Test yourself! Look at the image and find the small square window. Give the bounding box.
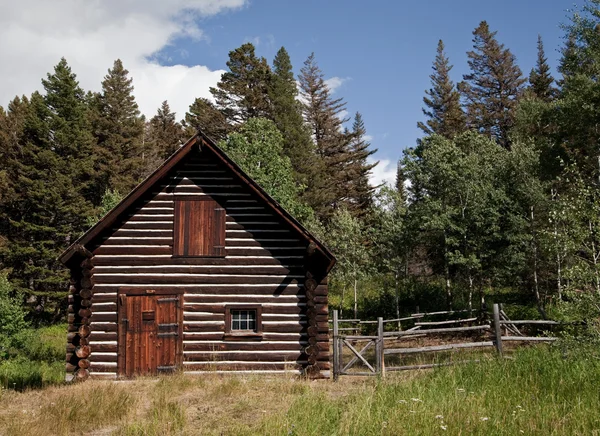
[225,305,262,338]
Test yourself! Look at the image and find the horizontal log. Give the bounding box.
[92,256,298,267]
[90,343,117,352]
[183,333,306,342]
[184,342,307,352]
[92,266,302,275]
[102,238,174,246]
[500,336,557,342]
[499,320,560,325]
[414,317,478,327]
[89,354,118,363]
[78,359,90,369]
[88,363,118,373]
[184,304,310,315]
[89,332,118,341]
[184,351,307,362]
[93,274,301,285]
[183,362,304,371]
[90,323,118,332]
[384,325,491,337]
[79,308,92,318]
[80,289,92,299]
[183,295,304,304]
[90,313,117,322]
[410,309,473,317]
[384,341,494,355]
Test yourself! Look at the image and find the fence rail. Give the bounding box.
[331,303,564,380]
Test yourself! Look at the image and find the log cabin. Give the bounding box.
[59,131,335,381]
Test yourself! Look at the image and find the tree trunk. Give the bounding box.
[590,219,600,295]
[468,274,474,313]
[353,278,358,320]
[394,271,401,331]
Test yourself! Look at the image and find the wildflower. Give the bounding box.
[435,415,444,419]
[457,388,465,392]
[480,417,489,421]
[398,399,407,404]
[440,425,447,431]
[410,410,416,413]
[411,398,423,402]
[516,405,522,409]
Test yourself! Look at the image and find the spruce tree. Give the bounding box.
[418,40,465,138]
[528,35,556,102]
[210,43,272,124]
[145,101,185,171]
[183,97,230,141]
[460,21,526,149]
[299,53,352,219]
[92,59,145,196]
[344,112,378,215]
[0,59,96,322]
[268,47,317,187]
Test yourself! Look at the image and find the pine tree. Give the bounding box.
[92,59,145,196]
[299,53,352,219]
[528,35,556,102]
[460,21,526,149]
[395,161,407,204]
[268,47,317,187]
[183,97,230,141]
[343,112,378,215]
[210,43,272,124]
[417,40,465,138]
[145,101,185,171]
[0,59,96,322]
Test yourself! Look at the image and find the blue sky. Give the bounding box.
[159,0,575,184]
[0,0,576,185]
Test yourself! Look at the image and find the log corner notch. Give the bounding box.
[303,268,330,379]
[66,246,94,382]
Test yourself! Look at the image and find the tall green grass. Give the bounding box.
[250,346,600,435]
[0,324,66,390]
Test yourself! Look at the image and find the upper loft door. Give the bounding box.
[118,290,183,377]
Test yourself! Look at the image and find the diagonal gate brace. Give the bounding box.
[342,339,376,373]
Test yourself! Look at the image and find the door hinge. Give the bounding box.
[157,332,179,337]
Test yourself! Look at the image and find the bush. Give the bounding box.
[7,324,66,363]
[0,273,27,357]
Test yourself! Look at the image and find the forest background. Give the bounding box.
[2,0,600,383]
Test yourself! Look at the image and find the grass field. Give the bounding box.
[0,345,599,435]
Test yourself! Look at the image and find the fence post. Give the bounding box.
[377,316,385,377]
[333,309,339,381]
[493,303,503,357]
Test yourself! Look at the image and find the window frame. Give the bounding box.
[224,304,263,340]
[172,195,226,258]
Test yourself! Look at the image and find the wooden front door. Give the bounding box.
[118,290,183,377]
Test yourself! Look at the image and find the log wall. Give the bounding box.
[79,149,329,379]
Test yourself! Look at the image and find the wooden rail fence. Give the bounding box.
[331,304,562,380]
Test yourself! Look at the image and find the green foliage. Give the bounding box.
[184,97,230,141]
[92,59,146,196]
[220,118,313,223]
[254,347,600,435]
[0,358,64,391]
[0,59,96,322]
[210,43,272,124]
[145,100,185,168]
[0,274,27,355]
[324,208,372,318]
[268,47,317,190]
[418,40,465,138]
[460,21,526,149]
[86,188,124,228]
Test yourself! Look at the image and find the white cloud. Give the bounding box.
[363,134,374,142]
[0,0,247,119]
[368,157,397,187]
[325,76,349,94]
